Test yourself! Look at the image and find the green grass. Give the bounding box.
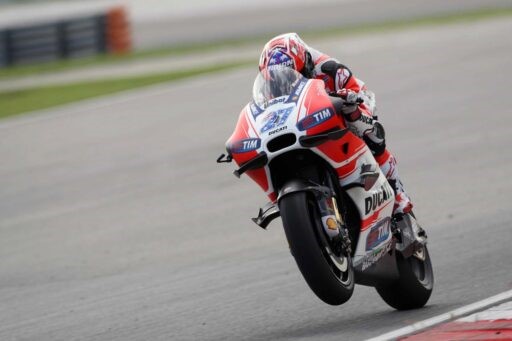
[1,6,511,80]
[0,60,252,119]
[0,54,132,79]
[0,39,261,80]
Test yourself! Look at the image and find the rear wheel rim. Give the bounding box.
[408,247,432,287]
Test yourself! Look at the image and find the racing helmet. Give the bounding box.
[258,33,314,78]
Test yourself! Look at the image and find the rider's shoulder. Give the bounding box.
[307,48,350,75]
[314,58,352,82]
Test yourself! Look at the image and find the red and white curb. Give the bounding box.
[366,289,512,341]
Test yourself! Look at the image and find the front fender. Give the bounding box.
[252,180,334,230]
[278,179,343,241]
[277,179,332,203]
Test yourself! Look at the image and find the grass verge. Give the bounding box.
[0,7,511,80]
[0,60,252,119]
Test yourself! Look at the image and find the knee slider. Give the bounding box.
[364,136,386,157]
[373,121,385,140]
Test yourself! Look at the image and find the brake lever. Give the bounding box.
[216,153,232,163]
[328,92,365,104]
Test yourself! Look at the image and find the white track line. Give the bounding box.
[365,289,512,341]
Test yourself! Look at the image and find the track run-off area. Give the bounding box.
[1,16,512,341]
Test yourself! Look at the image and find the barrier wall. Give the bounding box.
[0,6,131,67]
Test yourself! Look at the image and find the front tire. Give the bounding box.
[376,245,434,310]
[279,191,354,305]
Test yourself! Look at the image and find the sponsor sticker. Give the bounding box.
[366,218,391,251]
[260,106,294,133]
[285,79,308,104]
[292,79,307,97]
[229,138,261,153]
[267,50,295,70]
[267,125,288,136]
[296,107,333,131]
[364,185,394,215]
[267,97,286,106]
[326,217,338,230]
[250,101,264,119]
[361,241,392,271]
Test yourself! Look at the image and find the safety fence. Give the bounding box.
[0,6,131,67]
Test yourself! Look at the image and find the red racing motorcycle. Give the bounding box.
[217,67,433,309]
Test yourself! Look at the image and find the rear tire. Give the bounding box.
[376,246,434,310]
[279,191,354,305]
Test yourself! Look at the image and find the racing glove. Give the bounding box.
[335,88,364,121]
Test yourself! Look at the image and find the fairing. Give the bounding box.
[227,68,395,273]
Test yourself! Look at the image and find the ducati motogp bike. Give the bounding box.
[217,67,433,309]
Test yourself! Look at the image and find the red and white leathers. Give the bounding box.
[309,45,412,215]
[259,33,413,215]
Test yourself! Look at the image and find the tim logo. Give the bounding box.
[230,138,261,153]
[296,108,333,131]
[366,218,391,251]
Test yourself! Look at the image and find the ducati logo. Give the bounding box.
[364,185,394,215]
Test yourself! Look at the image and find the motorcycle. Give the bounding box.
[217,67,433,309]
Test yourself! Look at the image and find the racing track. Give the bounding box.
[1,17,512,341]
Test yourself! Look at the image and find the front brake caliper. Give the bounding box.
[317,195,352,255]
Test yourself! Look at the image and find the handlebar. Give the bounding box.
[328,92,365,104]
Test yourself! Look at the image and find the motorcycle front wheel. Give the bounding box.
[279,191,354,305]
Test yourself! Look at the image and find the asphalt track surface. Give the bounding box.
[1,18,512,341]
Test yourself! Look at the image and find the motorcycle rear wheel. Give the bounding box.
[375,245,434,310]
[279,191,354,305]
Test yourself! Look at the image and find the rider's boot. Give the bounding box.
[375,149,427,240]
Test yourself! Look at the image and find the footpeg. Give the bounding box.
[413,246,426,261]
[391,219,402,243]
[394,212,427,258]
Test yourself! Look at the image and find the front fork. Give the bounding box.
[252,178,352,256]
[313,189,352,256]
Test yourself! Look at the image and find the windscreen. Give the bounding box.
[252,67,305,109]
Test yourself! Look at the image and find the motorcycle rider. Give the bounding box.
[259,33,413,217]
